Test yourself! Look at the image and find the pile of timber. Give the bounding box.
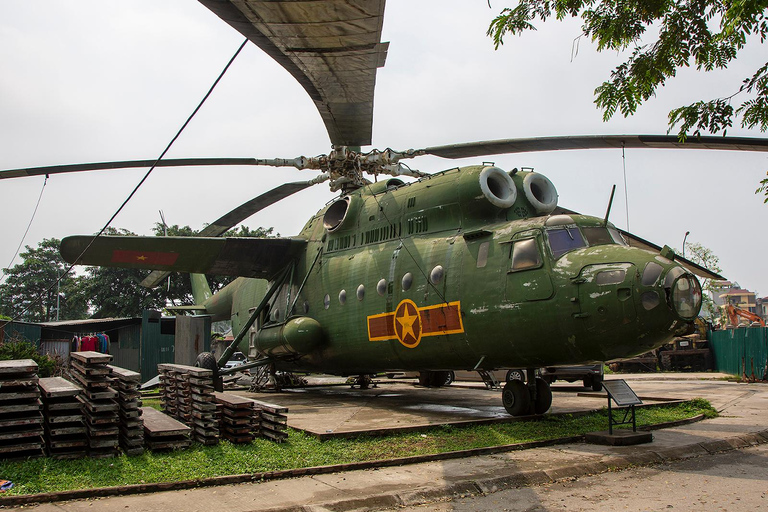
[38,377,86,459]
[70,351,119,458]
[213,392,258,444]
[252,399,289,443]
[0,360,44,459]
[108,365,144,456]
[141,406,191,450]
[157,364,218,445]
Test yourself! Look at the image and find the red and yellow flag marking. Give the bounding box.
[111,250,179,266]
[367,300,464,348]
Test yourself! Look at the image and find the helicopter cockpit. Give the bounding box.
[544,214,628,259]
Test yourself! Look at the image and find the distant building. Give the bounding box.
[758,297,768,324]
[719,288,758,314]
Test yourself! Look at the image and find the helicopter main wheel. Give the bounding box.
[195,352,222,392]
[430,370,454,387]
[501,380,531,416]
[532,377,553,415]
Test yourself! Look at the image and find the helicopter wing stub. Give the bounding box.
[61,235,307,280]
[421,135,768,159]
[617,229,725,281]
[140,181,315,288]
[198,0,388,147]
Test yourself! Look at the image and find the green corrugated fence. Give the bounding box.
[709,327,768,379]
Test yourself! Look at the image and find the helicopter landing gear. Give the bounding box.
[501,380,530,416]
[348,374,376,389]
[501,368,552,416]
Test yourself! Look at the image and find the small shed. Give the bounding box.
[6,311,210,383]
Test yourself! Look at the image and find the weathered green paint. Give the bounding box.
[709,327,768,378]
[224,166,697,374]
[59,165,701,378]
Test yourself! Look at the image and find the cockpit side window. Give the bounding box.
[582,227,614,246]
[510,238,542,271]
[547,227,586,259]
[608,227,628,246]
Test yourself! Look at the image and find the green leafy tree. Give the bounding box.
[683,241,723,321]
[0,239,88,322]
[488,1,768,138]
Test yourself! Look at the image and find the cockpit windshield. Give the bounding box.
[546,225,628,259]
[547,227,586,258]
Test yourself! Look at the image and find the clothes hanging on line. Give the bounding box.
[70,333,110,354]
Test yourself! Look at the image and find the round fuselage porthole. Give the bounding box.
[323,197,350,232]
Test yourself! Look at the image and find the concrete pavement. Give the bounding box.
[6,376,768,512]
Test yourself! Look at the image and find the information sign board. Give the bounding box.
[602,379,642,406]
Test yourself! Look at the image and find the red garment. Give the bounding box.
[80,336,97,352]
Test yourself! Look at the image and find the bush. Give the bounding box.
[0,337,57,377]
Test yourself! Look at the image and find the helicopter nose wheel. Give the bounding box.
[501,371,552,416]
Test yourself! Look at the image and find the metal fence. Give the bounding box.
[709,327,768,379]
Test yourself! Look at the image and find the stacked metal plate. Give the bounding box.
[158,364,218,445]
[0,360,44,459]
[141,406,192,450]
[251,399,289,443]
[158,366,178,417]
[70,351,119,458]
[213,392,257,444]
[108,365,144,456]
[38,377,86,459]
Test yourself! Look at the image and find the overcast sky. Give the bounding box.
[1,1,766,297]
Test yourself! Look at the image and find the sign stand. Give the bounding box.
[585,379,653,446]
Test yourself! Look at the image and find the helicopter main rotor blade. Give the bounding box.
[198,0,388,147]
[420,135,768,160]
[140,180,319,288]
[0,156,335,181]
[0,158,270,180]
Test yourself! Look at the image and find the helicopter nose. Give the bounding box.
[639,260,703,323]
[572,254,703,361]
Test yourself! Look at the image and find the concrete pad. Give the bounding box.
[584,430,653,446]
[233,378,695,438]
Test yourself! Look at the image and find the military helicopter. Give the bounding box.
[4,1,768,416]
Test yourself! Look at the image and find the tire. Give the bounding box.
[501,380,531,416]
[533,378,552,415]
[418,371,432,387]
[430,370,453,387]
[591,377,603,392]
[196,352,221,392]
[195,352,218,373]
[506,369,525,382]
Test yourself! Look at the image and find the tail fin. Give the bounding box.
[190,273,213,305]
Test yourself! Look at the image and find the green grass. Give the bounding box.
[0,399,716,496]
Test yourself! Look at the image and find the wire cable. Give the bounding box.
[0,174,48,285]
[9,38,249,322]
